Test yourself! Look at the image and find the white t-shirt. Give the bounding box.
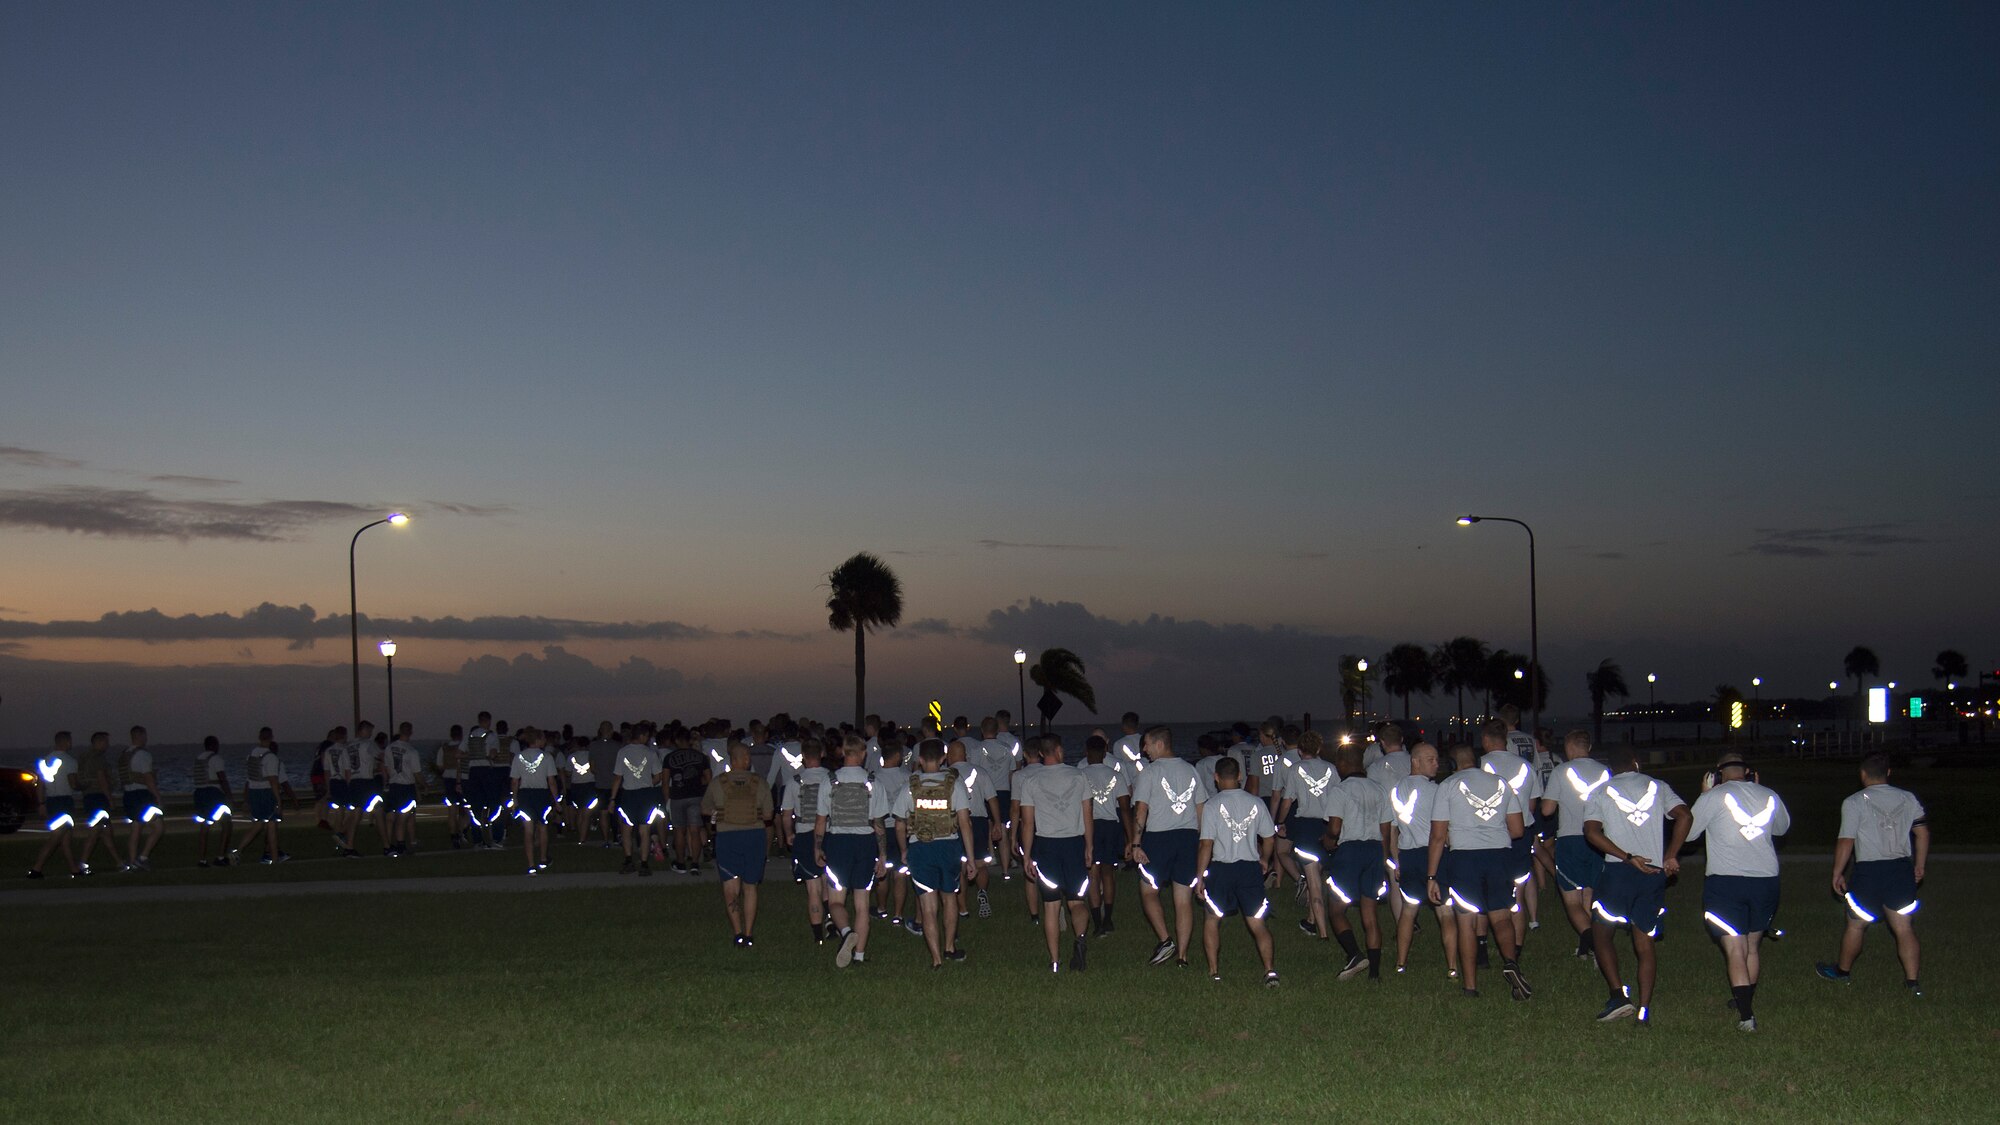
[38,751,78,797]
[1201,789,1275,865]
[1134,757,1207,833]
[1080,761,1129,823]
[615,744,661,791]
[1113,733,1145,778]
[511,746,560,785]
[121,747,154,792]
[1838,784,1926,863]
[1480,750,1542,826]
[702,738,730,775]
[385,742,421,785]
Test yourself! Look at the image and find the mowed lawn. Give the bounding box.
[3,855,1996,1124]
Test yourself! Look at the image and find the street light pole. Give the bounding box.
[1751,677,1762,746]
[1647,673,1657,745]
[1457,515,1539,741]
[350,512,409,732]
[1014,649,1029,734]
[380,639,398,735]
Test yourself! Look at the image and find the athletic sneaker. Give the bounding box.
[197,859,209,869]
[525,867,538,877]
[1337,954,1369,981]
[835,928,860,968]
[638,863,652,877]
[1264,970,1280,989]
[903,918,924,937]
[1905,980,1924,998]
[1210,972,1223,982]
[1462,988,1480,999]
[977,889,992,917]
[1069,938,1087,973]
[1596,996,1637,1022]
[1815,963,1851,983]
[1737,1017,1757,1032]
[672,862,686,874]
[24,870,43,880]
[873,908,892,920]
[942,948,967,962]
[1149,939,1177,966]
[732,935,746,947]
[1636,1006,1651,1025]
[1503,963,1533,1001]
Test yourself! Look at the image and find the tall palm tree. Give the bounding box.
[1382,642,1436,721]
[1434,636,1491,734]
[1843,645,1881,702]
[826,552,903,728]
[1585,658,1629,749]
[1029,647,1097,731]
[1489,652,1548,714]
[1483,648,1519,718]
[1933,649,1969,686]
[1339,654,1373,724]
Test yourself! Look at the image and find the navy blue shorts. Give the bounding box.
[386,783,418,814]
[192,786,230,824]
[907,838,965,894]
[328,779,352,810]
[1555,835,1604,892]
[123,790,162,823]
[441,777,464,806]
[1509,834,1534,883]
[618,787,663,826]
[1092,820,1126,865]
[822,833,878,894]
[1397,846,1430,905]
[993,790,1012,826]
[1328,840,1388,904]
[1031,835,1089,902]
[1288,816,1330,865]
[1846,858,1919,923]
[82,792,113,827]
[1703,874,1781,937]
[1593,863,1667,936]
[567,783,598,809]
[352,780,384,813]
[1446,848,1515,915]
[248,789,280,823]
[513,790,552,824]
[715,827,768,885]
[791,830,824,881]
[969,816,991,863]
[44,795,76,831]
[1139,828,1200,889]
[1200,859,1269,919]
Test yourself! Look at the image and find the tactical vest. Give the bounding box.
[794,778,823,823]
[247,749,274,785]
[908,774,957,842]
[827,777,871,831]
[718,774,762,826]
[118,748,142,789]
[466,731,491,767]
[192,751,219,788]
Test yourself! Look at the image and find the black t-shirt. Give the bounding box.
[665,748,708,800]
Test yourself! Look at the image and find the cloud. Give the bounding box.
[0,602,720,645]
[147,474,239,487]
[1744,524,1926,558]
[454,646,701,699]
[422,500,513,517]
[0,486,509,541]
[891,617,958,639]
[976,539,1118,552]
[0,445,85,470]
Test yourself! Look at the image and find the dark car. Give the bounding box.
[0,765,38,833]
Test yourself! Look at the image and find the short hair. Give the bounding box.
[1334,744,1363,774]
[1085,734,1108,753]
[918,738,946,765]
[1122,711,1141,728]
[1481,719,1508,743]
[1607,746,1640,772]
[1499,704,1521,725]
[1450,743,1477,769]
[1299,730,1325,756]
[1410,741,1438,766]
[981,716,998,737]
[1142,725,1173,754]
[1215,756,1241,781]
[1378,723,1404,748]
[1859,753,1891,781]
[54,730,72,744]
[841,733,867,760]
[1281,724,1301,745]
[203,735,219,752]
[1564,729,1591,754]
[801,737,824,765]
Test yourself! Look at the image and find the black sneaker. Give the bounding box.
[1503,964,1533,1001]
[213,856,231,868]
[943,948,967,962]
[197,859,210,869]
[638,863,652,877]
[1597,996,1637,1022]
[1069,939,1087,973]
[742,936,755,948]
[1149,939,1177,966]
[25,869,43,880]
[1462,987,1480,999]
[1264,970,1280,989]
[619,857,636,875]
[1905,980,1924,998]
[1337,954,1369,981]
[1298,918,1318,937]
[1815,962,1852,984]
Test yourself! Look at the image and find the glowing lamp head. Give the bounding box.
[386,512,410,526]
[1014,649,1027,665]
[1513,668,1524,680]
[1355,658,1368,672]
[1829,681,1839,691]
[1456,516,1477,525]
[379,639,397,659]
[1751,677,1762,687]
[1647,673,1657,684]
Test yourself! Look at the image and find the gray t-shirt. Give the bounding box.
[1200,789,1274,865]
[1336,775,1389,845]
[1838,784,1925,863]
[1687,780,1790,878]
[1432,769,1516,852]
[1480,750,1541,826]
[614,744,659,791]
[1365,749,1412,791]
[1248,742,1285,796]
[1133,757,1207,833]
[781,766,832,824]
[870,763,911,829]
[1113,733,1146,778]
[953,762,996,816]
[1585,772,1686,865]
[1080,762,1128,823]
[1387,775,1438,852]
[1549,758,1613,838]
[1283,757,1342,820]
[1020,763,1091,839]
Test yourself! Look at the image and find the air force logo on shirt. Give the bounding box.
[1390,786,1421,826]
[1461,780,1504,822]
[1565,766,1608,801]
[1091,779,1117,807]
[1609,780,1658,827]
[1724,792,1776,840]
[1297,765,1332,798]
[1220,805,1256,844]
[1161,778,1195,816]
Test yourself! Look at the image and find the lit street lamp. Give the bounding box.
[1356,658,1370,725]
[1457,515,1540,741]
[1014,649,1029,735]
[379,639,398,735]
[350,512,410,731]
[1751,677,1762,744]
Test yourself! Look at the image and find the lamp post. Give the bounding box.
[350,512,410,731]
[1751,677,1762,745]
[1457,515,1539,741]
[1356,658,1370,727]
[1647,673,1657,745]
[1014,649,1029,734]
[379,639,398,735]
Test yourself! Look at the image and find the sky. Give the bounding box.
[2,3,1996,746]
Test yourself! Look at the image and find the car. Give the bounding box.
[0,765,38,833]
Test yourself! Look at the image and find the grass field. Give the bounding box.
[4,842,1996,1123]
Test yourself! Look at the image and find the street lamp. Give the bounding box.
[1457,515,1540,742]
[1356,658,1370,725]
[1014,649,1029,734]
[1751,677,1762,744]
[379,639,398,735]
[1647,673,1657,745]
[350,512,410,731]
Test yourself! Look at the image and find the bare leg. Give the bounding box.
[1884,913,1920,981]
[1245,916,1275,972]
[1140,883,1170,944]
[741,884,758,937]
[920,893,943,965]
[1171,885,1196,957]
[722,879,744,935]
[1456,911,1482,991]
[1203,913,1222,974]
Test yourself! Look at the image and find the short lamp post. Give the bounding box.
[1014,649,1029,734]
[379,639,398,736]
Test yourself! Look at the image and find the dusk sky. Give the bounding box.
[3,4,1995,746]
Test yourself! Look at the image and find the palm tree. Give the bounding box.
[1585,659,1629,749]
[1481,648,1519,720]
[1933,649,1969,686]
[826,552,903,728]
[1434,636,1490,735]
[1843,645,1881,703]
[1382,642,1435,721]
[1029,647,1097,731]
[1338,654,1373,724]
[1489,652,1548,714]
